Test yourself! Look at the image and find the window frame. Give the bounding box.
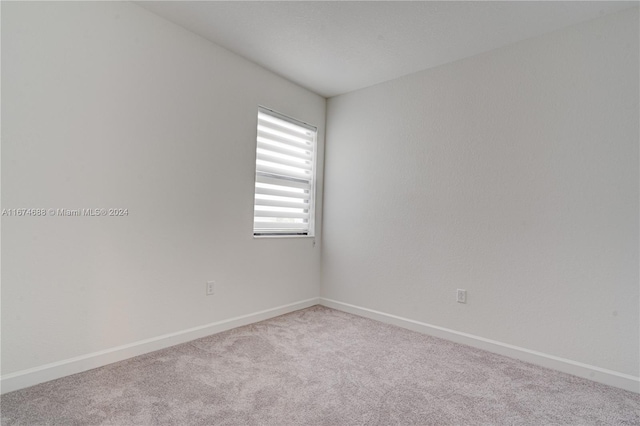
[252,106,318,238]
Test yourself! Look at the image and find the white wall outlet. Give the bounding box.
[457,289,467,304]
[206,281,215,296]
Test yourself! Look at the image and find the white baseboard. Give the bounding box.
[4,296,637,395]
[1,297,320,395]
[320,297,640,394]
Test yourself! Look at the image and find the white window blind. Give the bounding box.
[253,107,317,236]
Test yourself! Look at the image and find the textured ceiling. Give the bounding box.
[138,1,637,98]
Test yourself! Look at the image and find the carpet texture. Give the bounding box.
[1,306,638,425]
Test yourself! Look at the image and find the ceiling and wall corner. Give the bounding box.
[137,1,637,98]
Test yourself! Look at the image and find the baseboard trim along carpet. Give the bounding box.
[0,297,320,395]
[319,297,639,394]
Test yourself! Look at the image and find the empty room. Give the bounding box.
[1,1,638,424]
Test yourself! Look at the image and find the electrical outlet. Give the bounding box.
[457,289,467,304]
[206,281,215,296]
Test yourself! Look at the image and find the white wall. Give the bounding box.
[323,9,639,377]
[1,2,324,376]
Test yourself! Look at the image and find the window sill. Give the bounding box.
[253,234,315,239]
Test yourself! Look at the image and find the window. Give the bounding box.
[253,107,317,237]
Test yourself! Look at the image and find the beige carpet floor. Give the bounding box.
[1,305,638,425]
